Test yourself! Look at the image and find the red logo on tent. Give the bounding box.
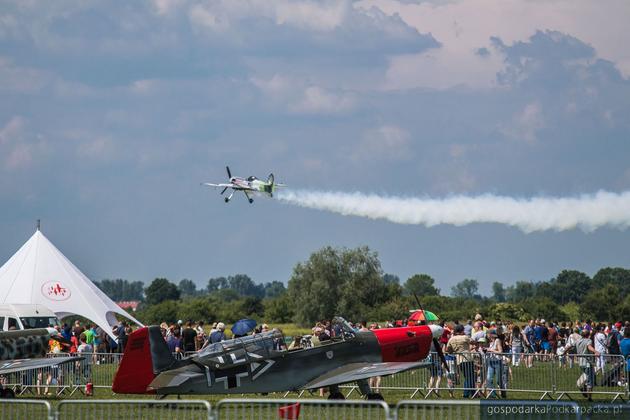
[41,281,71,301]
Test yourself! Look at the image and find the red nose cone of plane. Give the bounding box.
[371,326,433,362]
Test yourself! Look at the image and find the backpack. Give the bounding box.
[607,332,620,355]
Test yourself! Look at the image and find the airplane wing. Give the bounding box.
[0,356,84,376]
[202,183,233,188]
[302,361,430,390]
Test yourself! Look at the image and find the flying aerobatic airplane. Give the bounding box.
[0,328,83,398]
[112,317,446,399]
[202,166,285,203]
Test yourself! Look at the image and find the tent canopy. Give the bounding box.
[0,229,143,339]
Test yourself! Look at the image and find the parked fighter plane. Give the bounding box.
[202,166,285,203]
[0,328,83,398]
[112,317,446,399]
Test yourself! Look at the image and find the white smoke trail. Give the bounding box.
[277,190,630,233]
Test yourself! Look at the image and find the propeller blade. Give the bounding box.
[226,166,232,179]
[433,338,449,372]
[220,187,228,195]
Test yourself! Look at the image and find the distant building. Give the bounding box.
[117,301,140,312]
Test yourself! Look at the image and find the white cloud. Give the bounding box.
[0,116,48,171]
[499,102,545,144]
[353,125,412,161]
[251,74,356,115]
[361,0,630,89]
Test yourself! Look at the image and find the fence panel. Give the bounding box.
[481,352,555,400]
[395,400,582,420]
[56,399,212,420]
[216,398,390,420]
[0,399,52,420]
[554,354,628,401]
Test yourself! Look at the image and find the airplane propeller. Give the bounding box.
[226,166,232,179]
[413,293,449,372]
[433,337,449,373]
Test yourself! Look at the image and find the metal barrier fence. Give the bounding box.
[554,354,628,402]
[395,400,583,420]
[3,398,614,420]
[0,399,52,420]
[1,351,627,402]
[56,399,212,420]
[340,351,628,402]
[216,398,390,420]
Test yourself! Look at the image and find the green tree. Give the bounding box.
[492,282,506,302]
[264,294,294,323]
[382,274,400,285]
[207,277,228,292]
[145,278,180,306]
[94,279,144,301]
[404,274,440,296]
[507,281,536,302]
[263,281,286,298]
[592,267,630,297]
[288,246,388,325]
[451,279,479,299]
[228,274,263,297]
[135,300,179,324]
[580,283,621,321]
[178,279,197,297]
[540,270,591,304]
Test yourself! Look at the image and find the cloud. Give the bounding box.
[251,74,357,115]
[0,116,48,171]
[352,125,412,162]
[365,0,630,88]
[498,102,545,144]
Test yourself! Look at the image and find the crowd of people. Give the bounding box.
[14,314,630,400]
[435,315,630,401]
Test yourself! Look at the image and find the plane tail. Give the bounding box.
[112,326,176,394]
[266,173,275,195]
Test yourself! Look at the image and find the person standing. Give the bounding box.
[620,327,630,385]
[566,329,600,401]
[182,321,197,353]
[447,324,475,398]
[593,325,608,374]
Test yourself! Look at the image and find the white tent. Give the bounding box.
[0,228,143,339]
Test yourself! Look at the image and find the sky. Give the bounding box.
[1,0,629,296]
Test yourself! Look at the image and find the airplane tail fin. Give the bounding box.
[267,173,275,195]
[112,326,176,394]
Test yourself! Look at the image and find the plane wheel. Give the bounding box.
[248,198,254,204]
[366,392,384,400]
[224,197,229,203]
[328,391,345,400]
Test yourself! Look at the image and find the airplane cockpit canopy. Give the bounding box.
[246,176,258,181]
[195,329,285,368]
[331,316,356,340]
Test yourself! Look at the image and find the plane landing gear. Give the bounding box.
[224,197,230,203]
[248,198,254,204]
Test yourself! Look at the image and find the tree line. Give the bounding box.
[95,246,630,326]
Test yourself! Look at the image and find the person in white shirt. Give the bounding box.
[593,325,608,374]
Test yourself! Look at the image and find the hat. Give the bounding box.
[474,314,483,321]
[177,320,183,325]
[217,322,225,330]
[540,319,546,324]
[615,322,622,329]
